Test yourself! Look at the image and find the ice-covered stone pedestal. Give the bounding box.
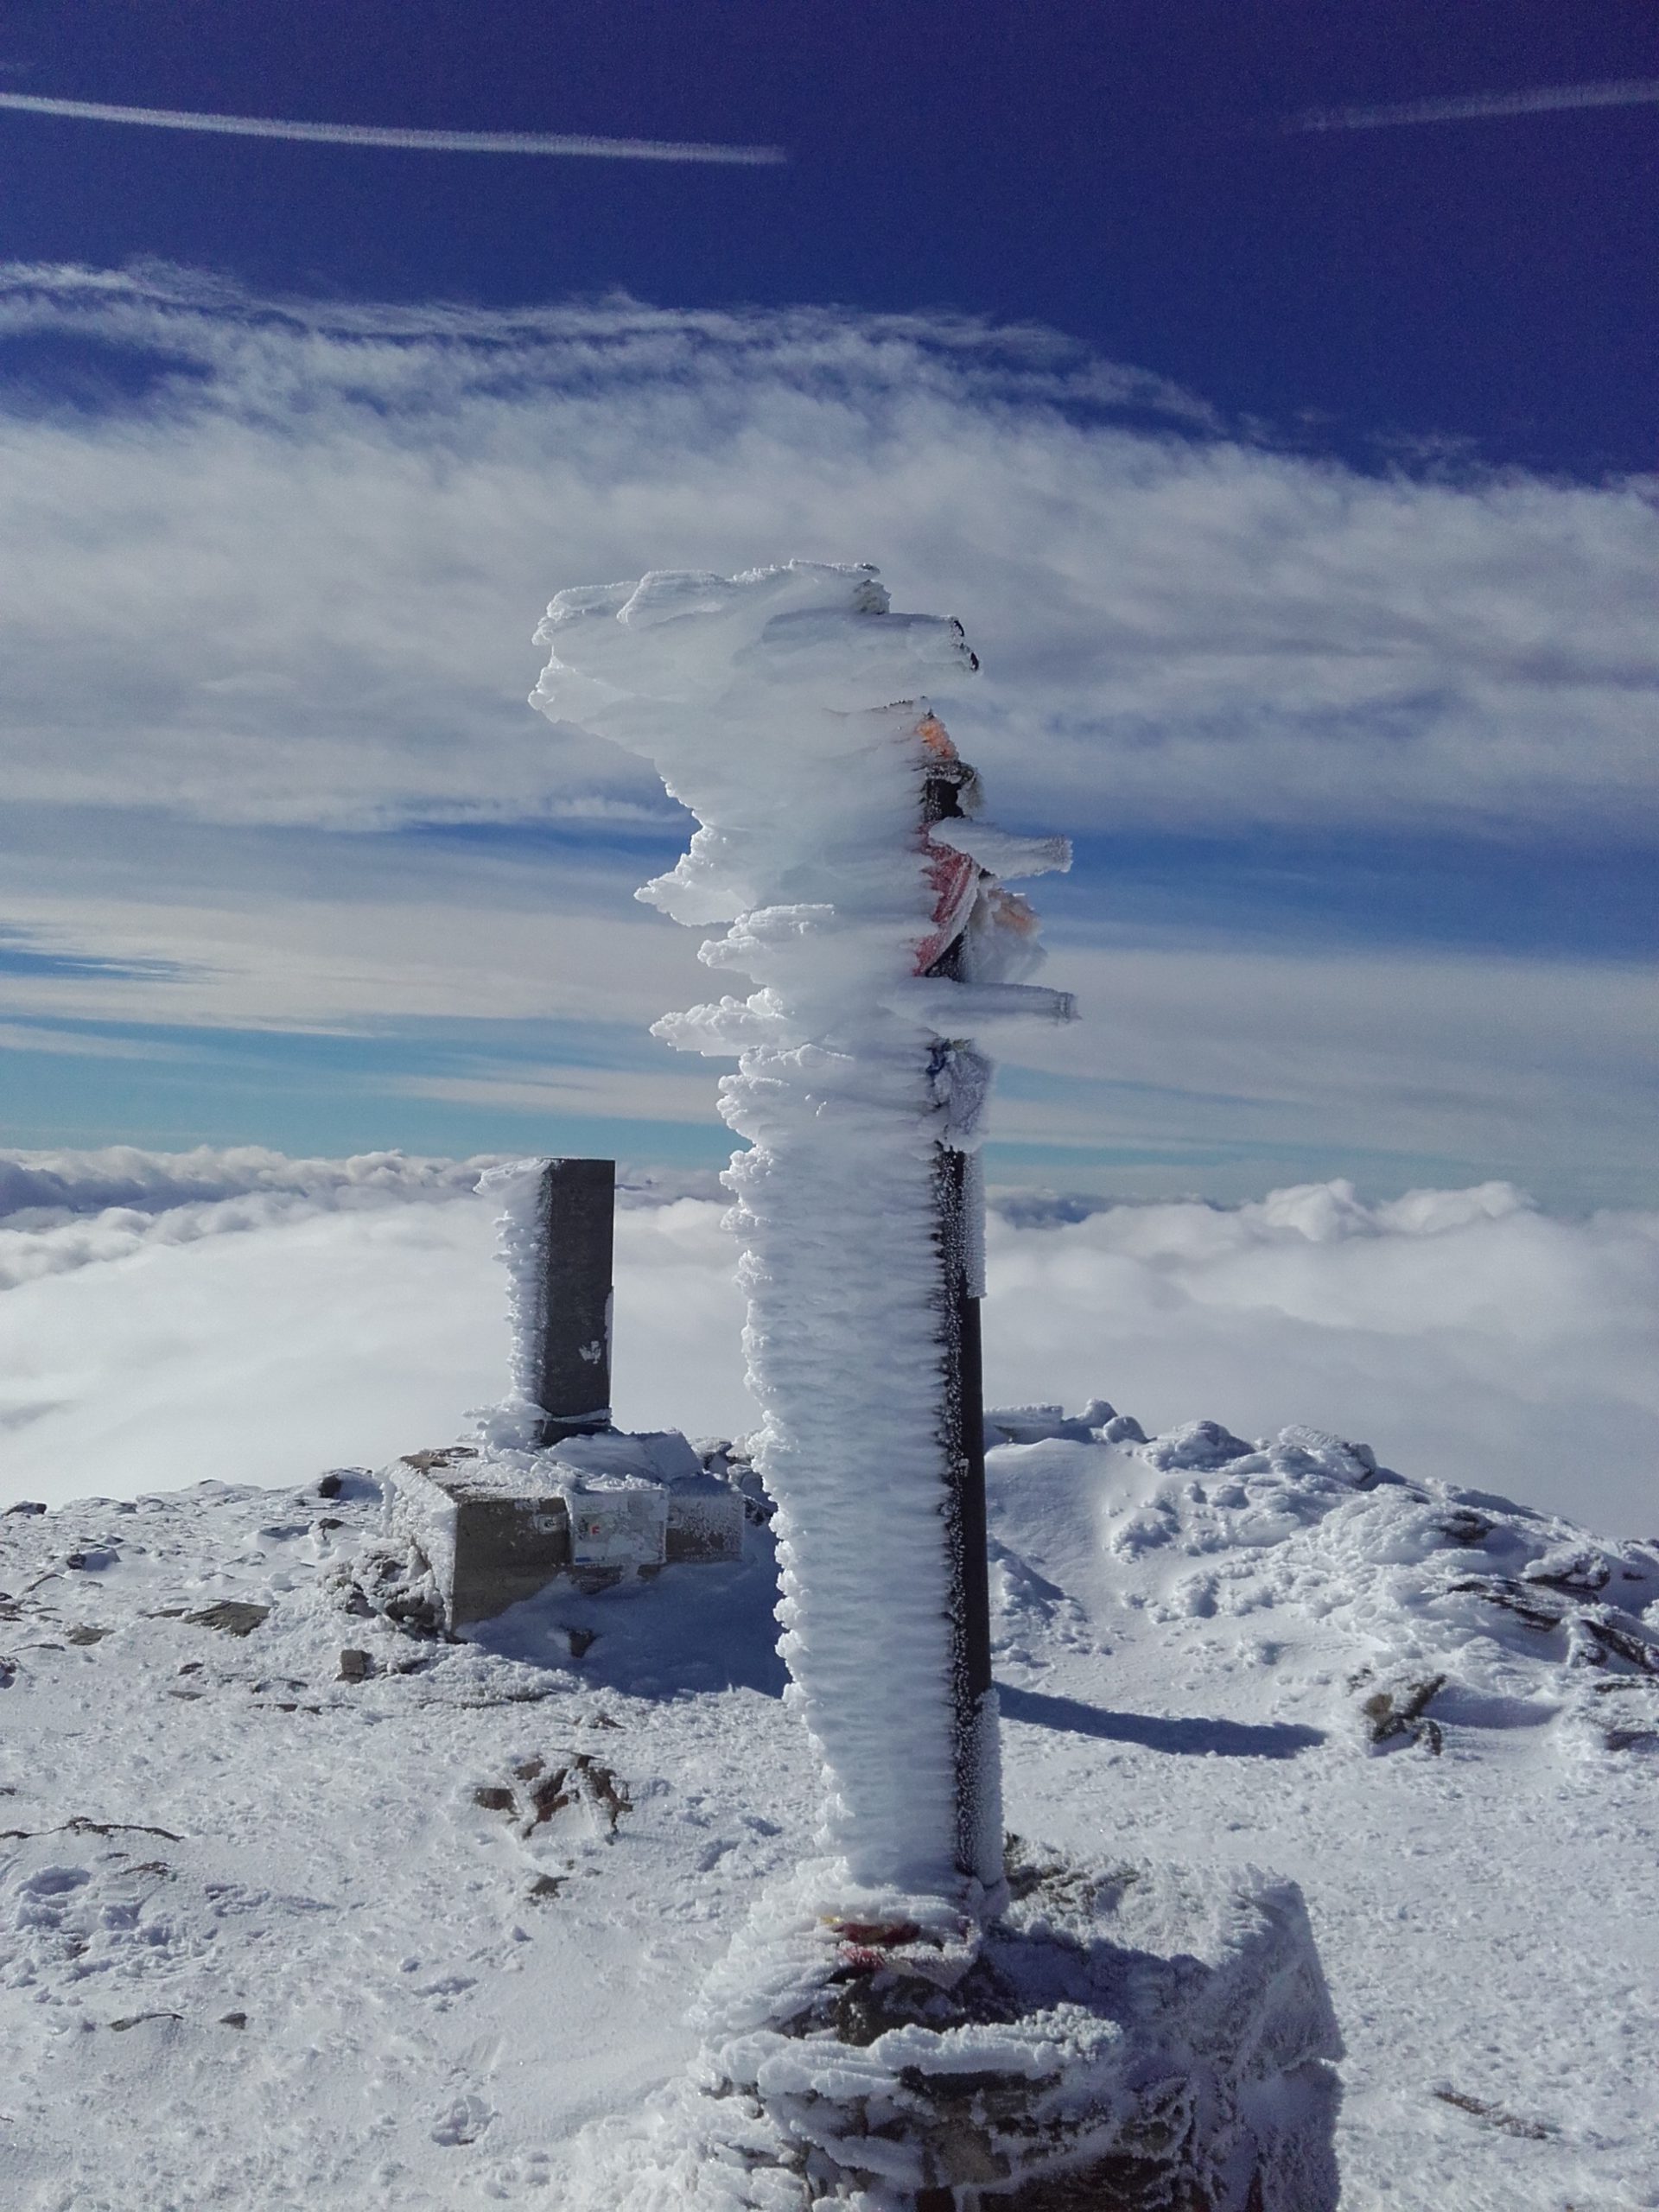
[381,1154,745,1628]
[384,1433,745,1630]
[567,1843,1341,2210]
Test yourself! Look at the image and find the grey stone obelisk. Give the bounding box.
[529,1157,615,1445]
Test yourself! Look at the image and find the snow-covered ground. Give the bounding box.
[3,1409,1656,2210]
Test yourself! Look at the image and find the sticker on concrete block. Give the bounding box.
[569,1491,668,1567]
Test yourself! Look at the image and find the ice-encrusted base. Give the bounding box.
[558,1846,1343,2211]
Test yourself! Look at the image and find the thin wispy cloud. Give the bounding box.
[1287,77,1659,134]
[0,91,785,165]
[0,1020,179,1061]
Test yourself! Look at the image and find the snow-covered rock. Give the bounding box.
[986,1414,1659,1758]
[565,1848,1340,2210]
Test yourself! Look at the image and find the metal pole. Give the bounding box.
[921,743,1000,1887]
[531,1157,615,1446]
[936,1141,996,1885]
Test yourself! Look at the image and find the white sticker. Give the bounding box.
[569,1491,667,1568]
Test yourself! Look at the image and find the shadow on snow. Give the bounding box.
[998,1681,1325,1758]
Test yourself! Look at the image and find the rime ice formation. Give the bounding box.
[472,1158,572,1454]
[529,568,1347,2205]
[531,563,1074,1901]
[569,1851,1342,2212]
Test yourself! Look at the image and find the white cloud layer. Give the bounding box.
[2,266,1654,1209]
[1,1149,1653,1538]
[0,1144,498,1284]
[4,881,1651,1196]
[3,262,1656,843]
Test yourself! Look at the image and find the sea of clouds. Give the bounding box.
[2,1147,1653,1538]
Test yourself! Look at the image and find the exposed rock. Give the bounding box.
[1358,1675,1446,1755]
[0,1815,181,1843]
[471,1753,631,1838]
[1433,1510,1494,1548]
[330,1542,451,1640]
[184,1600,270,1637]
[525,1755,630,1838]
[1431,2086,1552,2140]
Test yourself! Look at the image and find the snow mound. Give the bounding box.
[986,1408,1659,1758]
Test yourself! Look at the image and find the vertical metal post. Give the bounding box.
[922,734,1000,1886]
[936,1141,997,1886]
[532,1157,615,1446]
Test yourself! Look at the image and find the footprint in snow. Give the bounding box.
[430,2093,493,2146]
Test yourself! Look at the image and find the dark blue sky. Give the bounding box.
[3,0,1655,474]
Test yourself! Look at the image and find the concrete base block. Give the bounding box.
[385,1440,747,1629]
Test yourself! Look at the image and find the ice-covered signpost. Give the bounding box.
[533,564,1341,2209]
[532,562,1070,1908]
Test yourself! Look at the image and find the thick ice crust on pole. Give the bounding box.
[474,1158,558,1452]
[473,1158,616,1452]
[552,1852,1343,2211]
[531,563,1069,1898]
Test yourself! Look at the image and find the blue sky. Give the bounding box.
[5,0,1656,474]
[0,2,1655,1205]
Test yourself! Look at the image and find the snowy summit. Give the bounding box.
[1,1405,1655,2206]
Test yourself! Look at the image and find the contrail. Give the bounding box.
[0,91,786,164]
[1286,77,1659,133]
